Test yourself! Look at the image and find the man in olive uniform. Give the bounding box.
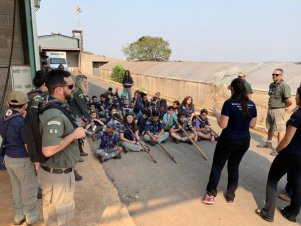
[38,70,86,226]
[238,72,253,100]
[257,68,292,155]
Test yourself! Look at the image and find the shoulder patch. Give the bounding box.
[47,120,61,126]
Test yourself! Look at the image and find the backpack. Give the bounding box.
[0,112,23,171]
[24,102,79,163]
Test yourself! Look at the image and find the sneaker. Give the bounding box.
[78,156,84,162]
[123,148,129,153]
[227,200,235,205]
[74,170,83,181]
[13,218,25,225]
[99,156,108,163]
[80,151,88,156]
[257,142,272,149]
[147,140,156,146]
[113,154,122,159]
[186,140,193,145]
[201,193,215,205]
[278,193,291,202]
[277,207,296,222]
[173,138,179,143]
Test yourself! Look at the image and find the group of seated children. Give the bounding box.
[85,87,217,163]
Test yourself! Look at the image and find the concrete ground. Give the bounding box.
[1,77,300,226]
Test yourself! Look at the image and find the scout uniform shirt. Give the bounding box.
[268,80,291,109]
[179,104,195,118]
[39,101,80,169]
[145,118,164,134]
[69,88,90,121]
[119,124,138,141]
[175,119,193,133]
[95,132,119,149]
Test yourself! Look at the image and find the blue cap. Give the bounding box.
[107,122,117,130]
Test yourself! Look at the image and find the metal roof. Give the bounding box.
[38,33,80,50]
[101,61,301,92]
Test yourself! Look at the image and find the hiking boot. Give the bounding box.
[257,141,272,149]
[74,170,83,181]
[201,193,215,205]
[80,151,88,156]
[278,193,291,202]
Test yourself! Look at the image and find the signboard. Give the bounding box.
[10,66,32,93]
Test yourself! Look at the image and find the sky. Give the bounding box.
[36,0,301,62]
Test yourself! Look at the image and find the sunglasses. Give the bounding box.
[272,74,281,77]
[63,84,74,90]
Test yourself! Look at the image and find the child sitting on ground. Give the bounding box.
[193,109,217,142]
[143,110,169,146]
[92,122,123,163]
[119,113,145,152]
[170,112,198,144]
[162,106,177,131]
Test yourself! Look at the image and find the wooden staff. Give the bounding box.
[156,141,177,164]
[172,117,208,160]
[194,115,219,138]
[113,113,157,163]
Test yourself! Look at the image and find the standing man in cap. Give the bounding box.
[0,91,40,225]
[38,70,86,225]
[257,68,292,155]
[238,72,253,100]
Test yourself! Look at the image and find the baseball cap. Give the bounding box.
[238,72,247,77]
[8,91,29,106]
[107,122,117,130]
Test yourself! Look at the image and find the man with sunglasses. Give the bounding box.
[257,68,292,156]
[38,70,86,225]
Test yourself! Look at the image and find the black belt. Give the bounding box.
[270,107,285,110]
[41,165,73,174]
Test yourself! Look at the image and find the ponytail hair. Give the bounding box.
[230,78,249,118]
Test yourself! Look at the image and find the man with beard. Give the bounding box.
[38,70,86,225]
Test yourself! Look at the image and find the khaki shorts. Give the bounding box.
[266,108,286,132]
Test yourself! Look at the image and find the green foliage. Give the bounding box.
[123,36,172,61]
[110,65,125,83]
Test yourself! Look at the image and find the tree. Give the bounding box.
[123,36,172,61]
[110,65,125,83]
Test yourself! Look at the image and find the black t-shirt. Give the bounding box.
[220,99,257,140]
[283,107,301,155]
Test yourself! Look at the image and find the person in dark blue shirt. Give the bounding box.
[256,86,301,223]
[201,78,257,205]
[143,111,169,146]
[0,91,40,225]
[92,122,123,163]
[179,96,195,123]
[137,109,151,135]
[120,113,145,152]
